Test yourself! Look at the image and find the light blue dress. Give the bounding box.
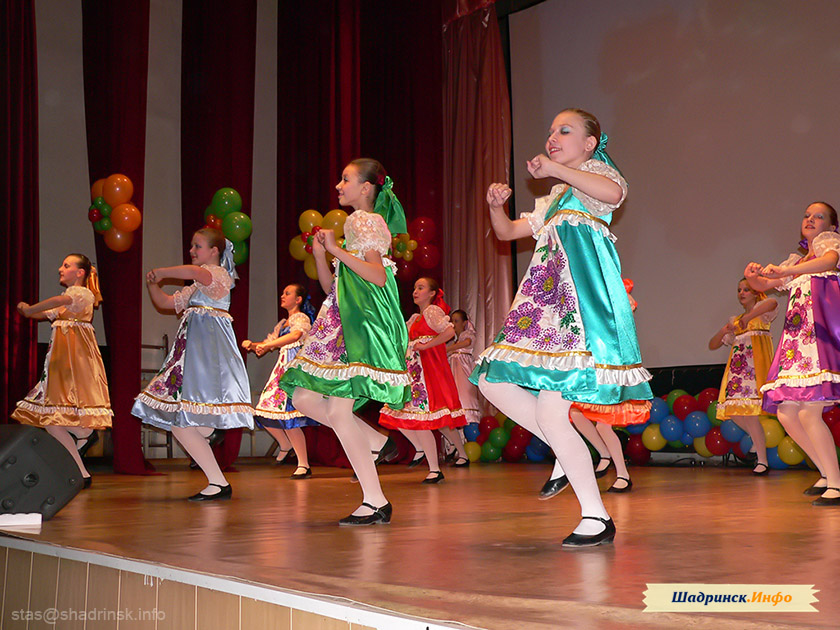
[132,264,254,430]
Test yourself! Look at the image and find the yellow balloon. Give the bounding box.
[299,209,323,233]
[495,411,507,425]
[693,436,713,457]
[777,436,805,466]
[321,209,348,238]
[399,233,410,242]
[465,441,482,462]
[407,239,418,251]
[760,417,785,448]
[641,424,666,451]
[289,236,307,261]
[303,254,319,280]
[403,250,414,261]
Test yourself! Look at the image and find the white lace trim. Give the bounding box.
[64,285,94,313]
[761,371,840,392]
[16,398,113,418]
[344,210,391,257]
[541,210,617,243]
[255,407,306,421]
[135,391,254,416]
[423,305,452,334]
[52,319,94,330]
[288,311,311,335]
[595,365,653,387]
[577,159,628,215]
[183,306,232,320]
[293,356,410,387]
[813,230,840,259]
[381,406,466,421]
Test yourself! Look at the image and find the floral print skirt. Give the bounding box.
[716,330,774,419]
[254,345,318,429]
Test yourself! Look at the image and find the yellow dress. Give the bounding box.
[716,303,777,419]
[12,286,113,428]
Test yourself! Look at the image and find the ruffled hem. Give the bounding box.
[379,406,466,430]
[761,370,840,392]
[477,344,594,373]
[254,407,306,421]
[14,398,113,418]
[717,398,763,419]
[134,392,254,416]
[572,400,651,426]
[595,365,653,388]
[762,383,840,414]
[292,355,410,388]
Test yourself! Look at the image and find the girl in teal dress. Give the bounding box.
[281,158,410,525]
[472,109,652,547]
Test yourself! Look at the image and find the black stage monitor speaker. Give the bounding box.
[0,425,83,520]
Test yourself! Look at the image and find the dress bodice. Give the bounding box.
[45,286,95,323]
[173,265,232,313]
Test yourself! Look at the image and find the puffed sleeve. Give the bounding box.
[776,252,804,291]
[812,231,840,262]
[264,320,285,342]
[63,286,94,314]
[288,312,311,335]
[757,299,778,324]
[521,184,565,238]
[575,160,628,216]
[172,284,197,315]
[195,264,232,299]
[460,328,476,350]
[347,211,391,257]
[424,305,453,334]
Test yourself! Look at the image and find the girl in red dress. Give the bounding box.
[380,278,467,481]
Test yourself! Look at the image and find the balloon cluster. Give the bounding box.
[462,413,552,463]
[288,209,349,280]
[88,174,142,252]
[203,188,252,264]
[623,388,831,470]
[391,216,441,284]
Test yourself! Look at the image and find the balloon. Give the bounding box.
[707,401,721,426]
[409,216,436,243]
[489,427,510,449]
[94,217,112,233]
[103,174,133,207]
[502,441,525,462]
[824,405,840,428]
[760,417,785,448]
[510,425,533,447]
[766,446,788,470]
[649,397,669,423]
[641,424,667,451]
[479,415,498,435]
[666,389,689,411]
[396,258,418,283]
[831,421,840,448]
[481,441,501,462]
[88,206,102,223]
[503,418,516,433]
[289,236,307,261]
[415,243,440,269]
[681,432,695,447]
[625,419,649,435]
[231,240,248,265]
[777,436,805,466]
[298,209,323,233]
[111,203,142,232]
[211,188,242,218]
[525,444,546,461]
[103,227,133,252]
[395,241,407,253]
[704,426,732,456]
[206,214,223,230]
[93,196,108,211]
[668,440,685,449]
[465,441,482,462]
[720,419,745,443]
[659,415,684,441]
[321,209,348,237]
[693,436,713,457]
[684,410,712,437]
[739,434,753,457]
[464,424,480,442]
[90,178,105,202]
[222,211,252,241]
[697,387,720,410]
[204,205,216,221]
[625,434,651,465]
[407,239,418,251]
[495,411,507,425]
[673,394,700,421]
[403,250,414,262]
[303,255,318,280]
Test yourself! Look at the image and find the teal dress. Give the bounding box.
[471,159,652,425]
[281,210,410,411]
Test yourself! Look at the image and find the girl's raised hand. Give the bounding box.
[486,183,512,209]
[17,302,31,317]
[526,154,556,179]
[744,262,763,279]
[760,264,788,279]
[241,340,253,352]
[254,343,268,357]
[312,231,326,257]
[146,269,160,285]
[319,228,338,254]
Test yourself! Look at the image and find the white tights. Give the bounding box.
[478,376,609,534]
[729,415,767,468]
[265,427,310,468]
[293,387,387,514]
[776,401,840,496]
[171,426,228,493]
[400,429,440,473]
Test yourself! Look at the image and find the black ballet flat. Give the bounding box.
[187,483,232,502]
[751,463,770,476]
[561,516,616,548]
[607,477,633,493]
[75,431,99,458]
[453,456,470,468]
[538,475,569,500]
[290,466,311,479]
[373,437,399,465]
[812,488,840,506]
[804,477,828,496]
[208,429,226,448]
[82,476,92,489]
[422,471,445,484]
[407,452,426,468]
[594,457,613,479]
[338,502,392,526]
[273,448,293,465]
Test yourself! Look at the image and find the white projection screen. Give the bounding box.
[508,0,840,368]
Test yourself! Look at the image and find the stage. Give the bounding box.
[1,459,838,629]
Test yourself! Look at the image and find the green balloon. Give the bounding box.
[100,203,112,217]
[93,196,107,210]
[231,240,249,265]
[503,417,516,434]
[94,217,112,233]
[480,440,501,462]
[396,241,407,253]
[222,211,252,241]
[667,440,684,449]
[488,427,509,449]
[204,205,215,221]
[211,187,242,218]
[666,389,689,412]
[707,401,721,425]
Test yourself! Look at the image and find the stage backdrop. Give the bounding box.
[508,0,840,368]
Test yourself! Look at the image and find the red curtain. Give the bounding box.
[1,0,40,421]
[81,0,151,473]
[181,0,257,469]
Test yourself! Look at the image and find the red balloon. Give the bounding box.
[414,243,440,270]
[476,432,489,445]
[704,426,732,456]
[831,421,840,448]
[479,415,498,435]
[409,216,436,244]
[502,441,525,462]
[88,207,102,222]
[396,258,418,283]
[672,394,700,420]
[509,425,533,448]
[696,387,720,411]
[625,434,651,465]
[823,405,840,428]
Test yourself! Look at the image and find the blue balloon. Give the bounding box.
[464,424,480,442]
[529,436,551,456]
[681,432,695,447]
[649,398,669,424]
[767,446,788,469]
[739,434,753,456]
[684,411,712,438]
[525,444,546,461]
[720,419,746,443]
[626,420,649,435]
[659,415,684,441]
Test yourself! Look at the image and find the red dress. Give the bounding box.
[380,305,466,430]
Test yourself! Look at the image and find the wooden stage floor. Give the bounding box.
[3,459,839,629]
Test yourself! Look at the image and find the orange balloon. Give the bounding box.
[103,174,134,207]
[90,178,105,202]
[111,203,142,232]
[103,227,134,252]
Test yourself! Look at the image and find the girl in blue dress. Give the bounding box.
[473,109,652,546]
[133,228,254,501]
